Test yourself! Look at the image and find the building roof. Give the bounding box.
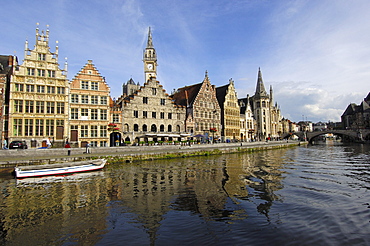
[216,84,228,110]
[171,82,202,107]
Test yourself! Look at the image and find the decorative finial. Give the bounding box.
[205,70,208,78]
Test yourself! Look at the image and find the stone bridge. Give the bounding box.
[282,129,370,143]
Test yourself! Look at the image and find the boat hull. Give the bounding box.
[14,159,106,178]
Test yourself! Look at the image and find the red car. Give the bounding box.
[9,140,28,149]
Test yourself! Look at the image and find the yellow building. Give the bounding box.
[6,24,69,147]
[69,60,110,147]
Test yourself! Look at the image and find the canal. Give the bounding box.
[0,142,369,245]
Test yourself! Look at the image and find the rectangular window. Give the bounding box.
[47,102,55,114]
[143,97,148,104]
[37,85,45,93]
[81,81,89,89]
[152,88,157,95]
[90,141,98,147]
[160,98,165,105]
[57,87,65,94]
[46,119,54,136]
[91,82,98,90]
[81,95,89,104]
[168,113,172,119]
[48,70,55,78]
[81,108,88,117]
[38,54,46,61]
[35,119,44,136]
[91,109,98,120]
[134,110,138,118]
[27,68,35,76]
[91,95,98,104]
[14,100,23,113]
[13,119,22,136]
[90,125,98,137]
[47,86,55,94]
[71,108,78,119]
[36,101,44,113]
[57,102,65,114]
[100,96,107,105]
[100,141,107,147]
[100,126,107,137]
[25,119,33,136]
[152,112,156,119]
[100,109,107,120]
[15,84,23,92]
[25,100,34,113]
[71,94,78,103]
[38,69,46,77]
[25,85,34,92]
[113,114,119,123]
[160,112,164,119]
[81,125,88,137]
[143,111,147,118]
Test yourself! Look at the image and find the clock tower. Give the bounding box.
[143,27,157,82]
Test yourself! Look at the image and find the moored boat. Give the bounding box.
[14,159,106,178]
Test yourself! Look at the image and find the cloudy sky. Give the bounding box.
[2,0,369,123]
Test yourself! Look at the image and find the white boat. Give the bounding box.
[14,159,107,178]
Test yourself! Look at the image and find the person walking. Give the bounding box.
[2,139,7,149]
[85,142,90,154]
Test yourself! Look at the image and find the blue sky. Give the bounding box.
[2,0,370,123]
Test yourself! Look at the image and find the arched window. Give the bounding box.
[160,124,165,132]
[134,124,139,132]
[176,125,180,132]
[124,124,129,132]
[262,101,266,107]
[168,125,172,132]
[143,124,147,132]
[151,124,157,132]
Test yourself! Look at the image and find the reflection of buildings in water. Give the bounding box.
[0,172,111,245]
[223,150,288,217]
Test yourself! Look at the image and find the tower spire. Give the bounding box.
[147,27,153,48]
[255,67,268,98]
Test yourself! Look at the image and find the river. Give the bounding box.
[0,141,369,245]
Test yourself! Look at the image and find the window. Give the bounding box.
[100,109,107,120]
[91,125,98,137]
[142,124,147,132]
[160,99,165,105]
[134,124,139,132]
[152,88,157,95]
[25,101,34,113]
[47,86,55,94]
[100,141,107,147]
[57,87,65,94]
[71,108,78,119]
[143,111,147,118]
[168,113,172,119]
[91,109,98,120]
[91,82,98,90]
[151,124,157,132]
[13,119,22,136]
[81,81,89,89]
[48,70,55,78]
[81,125,88,137]
[38,54,46,61]
[36,101,44,113]
[91,95,98,104]
[35,119,44,136]
[56,120,64,126]
[113,114,120,123]
[15,84,23,92]
[143,97,148,104]
[152,112,156,119]
[90,141,98,147]
[38,69,46,77]
[134,110,138,118]
[27,68,35,76]
[46,119,54,136]
[57,102,65,114]
[100,96,107,105]
[14,100,23,113]
[26,85,34,92]
[100,126,107,137]
[81,108,88,117]
[81,95,89,104]
[168,125,172,132]
[160,112,164,119]
[71,94,78,103]
[160,125,164,132]
[46,102,55,114]
[37,85,45,93]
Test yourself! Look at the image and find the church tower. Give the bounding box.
[143,27,157,82]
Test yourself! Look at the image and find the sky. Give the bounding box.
[2,0,370,123]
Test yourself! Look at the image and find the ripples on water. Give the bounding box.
[0,142,369,245]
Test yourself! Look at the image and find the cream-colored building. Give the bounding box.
[216,79,240,142]
[69,60,110,147]
[239,94,256,141]
[6,25,69,147]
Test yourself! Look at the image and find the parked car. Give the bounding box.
[9,140,28,149]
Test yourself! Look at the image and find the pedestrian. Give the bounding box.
[46,138,52,148]
[86,142,90,154]
[2,139,7,149]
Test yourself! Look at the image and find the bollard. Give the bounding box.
[68,150,71,156]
